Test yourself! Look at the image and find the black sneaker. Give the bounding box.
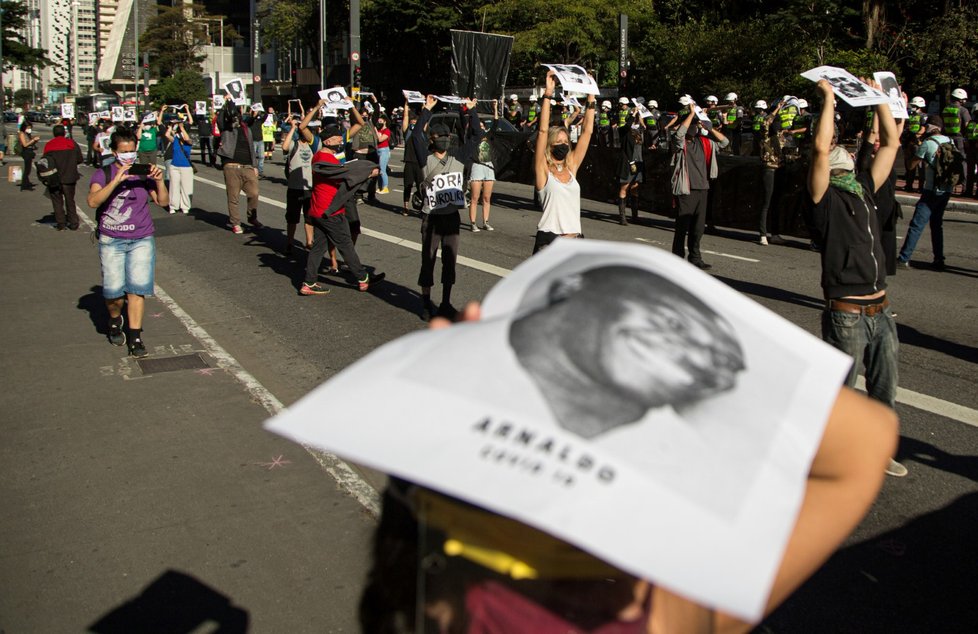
[422,297,438,321]
[128,338,149,358]
[437,302,458,320]
[690,260,713,271]
[108,316,126,346]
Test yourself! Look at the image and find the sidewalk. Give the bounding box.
[0,183,374,631]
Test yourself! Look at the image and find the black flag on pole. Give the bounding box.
[451,30,514,109]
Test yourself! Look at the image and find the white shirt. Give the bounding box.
[537,170,582,235]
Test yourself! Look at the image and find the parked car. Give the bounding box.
[27,110,47,124]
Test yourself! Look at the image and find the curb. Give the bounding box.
[894,193,978,214]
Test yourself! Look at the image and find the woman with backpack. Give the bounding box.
[165,120,195,214]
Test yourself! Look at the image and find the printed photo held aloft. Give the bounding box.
[265,239,852,621]
[543,64,600,96]
[800,66,890,107]
[222,78,246,106]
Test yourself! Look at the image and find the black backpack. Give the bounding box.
[932,140,965,191]
[36,155,61,189]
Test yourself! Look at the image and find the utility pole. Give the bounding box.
[134,0,139,105]
[349,0,360,93]
[319,0,326,91]
[250,0,260,103]
[1,3,6,114]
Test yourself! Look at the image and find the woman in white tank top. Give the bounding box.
[533,71,597,254]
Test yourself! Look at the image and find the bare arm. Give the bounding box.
[808,79,835,205]
[534,72,556,191]
[297,102,318,144]
[570,93,596,169]
[348,100,365,138]
[869,80,900,194]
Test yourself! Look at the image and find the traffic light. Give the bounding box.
[353,65,362,87]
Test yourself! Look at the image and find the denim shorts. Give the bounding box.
[99,235,156,298]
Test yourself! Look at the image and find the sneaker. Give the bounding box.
[231,225,244,235]
[358,271,386,292]
[932,260,947,272]
[128,338,149,358]
[769,234,788,246]
[886,458,908,477]
[437,302,458,320]
[56,224,66,231]
[181,208,189,215]
[108,315,126,346]
[378,187,390,194]
[758,235,769,246]
[470,224,481,232]
[168,208,176,214]
[690,260,713,271]
[68,223,79,231]
[422,297,438,321]
[247,212,263,229]
[300,282,331,296]
[897,259,910,269]
[482,222,494,231]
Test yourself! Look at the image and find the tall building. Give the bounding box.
[39,0,100,99]
[97,0,156,99]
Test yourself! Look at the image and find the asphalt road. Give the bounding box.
[30,129,978,631]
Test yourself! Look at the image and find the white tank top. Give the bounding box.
[537,170,581,235]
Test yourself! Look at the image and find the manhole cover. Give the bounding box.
[137,353,210,375]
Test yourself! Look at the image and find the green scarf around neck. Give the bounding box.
[829,171,863,198]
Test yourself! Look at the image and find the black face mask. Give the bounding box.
[323,142,344,153]
[432,137,451,152]
[551,144,570,160]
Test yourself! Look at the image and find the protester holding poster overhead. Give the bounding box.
[165,119,195,215]
[808,77,907,478]
[216,100,261,234]
[532,70,596,254]
[410,94,476,319]
[137,105,165,165]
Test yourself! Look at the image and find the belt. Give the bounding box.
[828,297,889,316]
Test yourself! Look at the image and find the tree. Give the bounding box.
[12,87,32,109]
[1,0,53,75]
[148,69,207,106]
[139,2,227,78]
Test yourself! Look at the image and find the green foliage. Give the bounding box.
[1,0,53,75]
[148,70,207,106]
[12,88,33,109]
[256,0,316,53]
[139,3,216,77]
[897,4,978,96]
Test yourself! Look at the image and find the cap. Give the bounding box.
[797,99,809,109]
[910,96,926,108]
[828,146,854,172]
[618,97,629,105]
[951,88,967,100]
[724,92,737,102]
[321,123,344,139]
[509,94,518,101]
[706,95,718,103]
[754,100,768,110]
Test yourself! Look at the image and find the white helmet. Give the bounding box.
[379,105,386,112]
[648,100,658,109]
[509,93,518,101]
[679,95,692,106]
[618,97,629,105]
[601,100,612,109]
[550,99,556,106]
[951,88,967,100]
[910,96,926,108]
[797,99,808,109]
[754,100,768,110]
[528,95,537,102]
[706,95,718,104]
[724,92,737,102]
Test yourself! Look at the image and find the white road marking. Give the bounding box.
[634,237,760,263]
[75,204,381,517]
[855,377,978,429]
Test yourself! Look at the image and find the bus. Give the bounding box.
[74,93,120,117]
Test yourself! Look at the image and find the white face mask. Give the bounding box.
[117,151,138,166]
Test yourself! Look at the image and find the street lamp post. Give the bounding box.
[71,1,79,95]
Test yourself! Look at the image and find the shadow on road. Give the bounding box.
[761,492,978,633]
[714,276,825,312]
[897,323,978,364]
[77,286,107,335]
[88,569,249,633]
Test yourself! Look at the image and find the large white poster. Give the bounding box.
[265,240,852,621]
[223,78,247,106]
[543,64,600,96]
[801,66,890,107]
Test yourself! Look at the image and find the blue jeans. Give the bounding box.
[377,146,390,189]
[253,140,265,175]
[898,189,950,265]
[99,235,156,298]
[821,305,898,408]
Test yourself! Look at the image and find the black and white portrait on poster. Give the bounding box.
[543,64,600,95]
[264,239,852,621]
[60,103,74,119]
[195,101,208,115]
[211,94,225,109]
[873,71,908,119]
[223,78,246,106]
[402,90,425,103]
[801,65,889,107]
[88,113,99,126]
[317,87,353,109]
[124,108,136,122]
[111,106,125,122]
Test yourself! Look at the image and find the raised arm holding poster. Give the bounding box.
[800,66,889,107]
[123,108,137,122]
[60,103,74,119]
[211,94,225,110]
[434,95,467,104]
[318,87,354,109]
[195,101,208,116]
[265,239,858,622]
[88,112,99,126]
[542,64,600,96]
